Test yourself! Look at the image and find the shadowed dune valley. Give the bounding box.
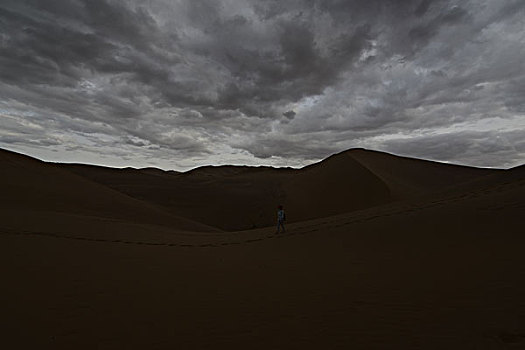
[1,147,525,349]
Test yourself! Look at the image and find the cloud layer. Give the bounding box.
[1,0,524,169]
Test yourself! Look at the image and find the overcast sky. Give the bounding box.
[1,0,524,170]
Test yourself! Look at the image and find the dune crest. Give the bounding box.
[1,147,525,349]
[1,147,511,232]
[0,148,219,234]
[55,147,502,231]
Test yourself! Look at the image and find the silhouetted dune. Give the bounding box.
[0,148,219,233]
[0,146,516,233]
[61,152,392,230]
[347,148,499,198]
[283,151,391,222]
[2,146,525,349]
[58,148,501,231]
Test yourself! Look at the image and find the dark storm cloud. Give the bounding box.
[0,1,157,85]
[283,111,296,120]
[0,0,524,169]
[408,5,469,48]
[2,0,372,114]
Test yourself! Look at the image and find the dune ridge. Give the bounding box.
[54,147,501,231]
[0,148,219,234]
[1,146,524,349]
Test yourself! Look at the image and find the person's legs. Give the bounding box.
[276,220,285,233]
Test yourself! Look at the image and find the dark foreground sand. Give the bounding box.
[1,148,524,349]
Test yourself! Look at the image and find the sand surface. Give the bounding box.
[1,148,524,349]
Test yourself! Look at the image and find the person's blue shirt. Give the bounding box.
[278,209,285,221]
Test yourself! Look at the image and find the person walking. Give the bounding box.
[276,205,286,234]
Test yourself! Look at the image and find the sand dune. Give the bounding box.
[1,147,524,349]
[0,148,218,234]
[58,148,499,231]
[347,148,499,198]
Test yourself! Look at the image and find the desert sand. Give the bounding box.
[1,147,524,349]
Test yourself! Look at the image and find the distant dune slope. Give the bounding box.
[60,152,392,231]
[56,148,502,231]
[1,156,524,349]
[427,162,525,200]
[0,149,218,233]
[347,148,499,199]
[64,163,294,231]
[283,151,391,222]
[2,147,524,349]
